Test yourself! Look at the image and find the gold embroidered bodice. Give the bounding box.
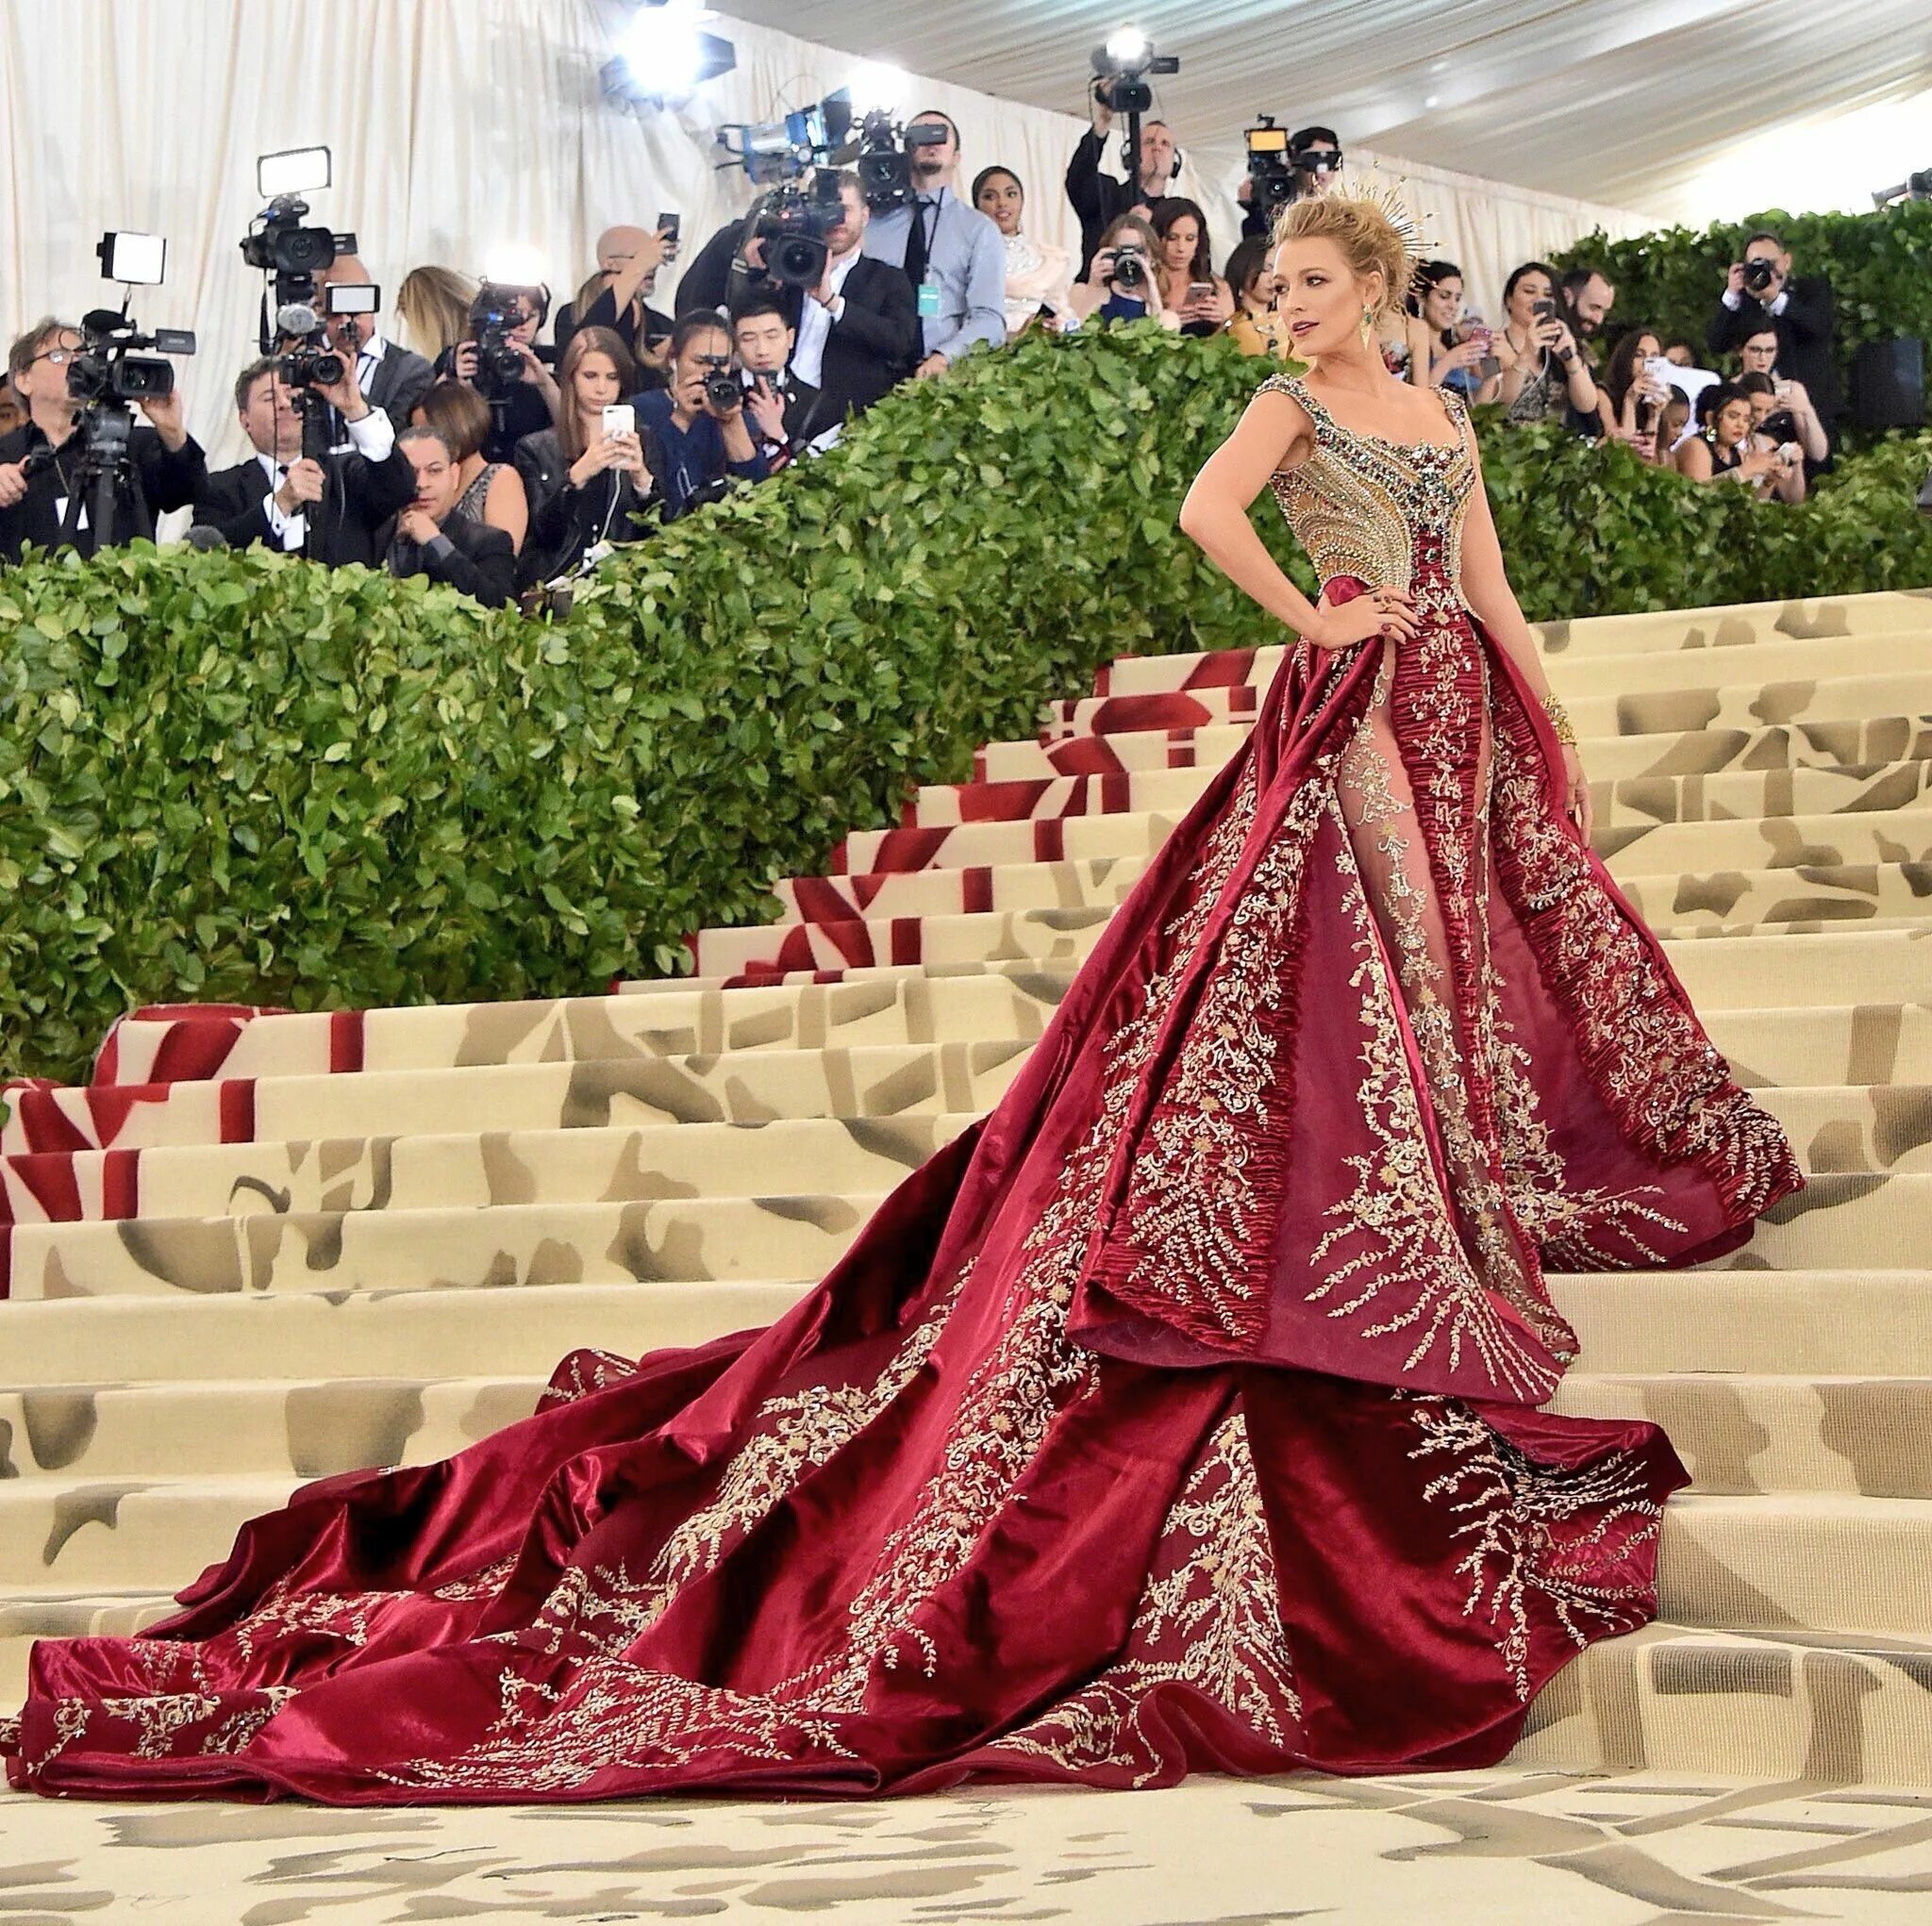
[1262,373,1477,598]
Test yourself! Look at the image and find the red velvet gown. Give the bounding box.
[5,374,1802,1802]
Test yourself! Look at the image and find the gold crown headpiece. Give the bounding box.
[1351,179,1435,278]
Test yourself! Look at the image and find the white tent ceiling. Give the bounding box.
[711,0,1932,224]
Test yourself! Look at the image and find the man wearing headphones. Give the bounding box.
[1065,84,1181,279]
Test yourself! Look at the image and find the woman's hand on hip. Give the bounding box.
[1306,582,1418,651]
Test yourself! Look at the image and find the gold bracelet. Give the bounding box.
[1541,692,1577,747]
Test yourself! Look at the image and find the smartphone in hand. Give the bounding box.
[602,404,636,440]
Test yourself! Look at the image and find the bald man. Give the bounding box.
[319,255,436,440]
[554,224,675,389]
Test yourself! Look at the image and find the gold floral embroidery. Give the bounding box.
[987,1409,1300,1785]
[1405,1396,1665,1701]
[1310,805,1562,1403]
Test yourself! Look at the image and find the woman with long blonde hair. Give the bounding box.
[394,264,477,363]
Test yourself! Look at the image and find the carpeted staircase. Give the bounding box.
[2,589,1928,1787]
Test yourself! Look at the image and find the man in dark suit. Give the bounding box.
[0,316,207,564]
[1065,92,1180,276]
[377,427,516,606]
[318,256,437,446]
[1706,229,1841,424]
[732,296,817,470]
[780,173,918,448]
[193,356,416,566]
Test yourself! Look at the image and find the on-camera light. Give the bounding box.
[258,146,333,199]
[1104,25,1150,67]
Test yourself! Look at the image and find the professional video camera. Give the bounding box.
[1873,167,1932,209]
[747,172,847,290]
[1289,130,1344,184]
[1244,115,1296,217]
[853,108,948,211]
[239,150,359,452]
[1089,28,1177,116]
[25,232,197,549]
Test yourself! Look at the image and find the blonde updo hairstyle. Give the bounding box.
[1270,195,1413,325]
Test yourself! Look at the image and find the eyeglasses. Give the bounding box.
[31,345,81,366]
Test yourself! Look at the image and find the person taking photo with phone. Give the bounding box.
[1151,198,1235,337]
[1493,260,1598,425]
[512,326,659,585]
[556,223,678,390]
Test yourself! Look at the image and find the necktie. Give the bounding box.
[905,196,939,354]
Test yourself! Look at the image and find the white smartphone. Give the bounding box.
[601,404,635,440]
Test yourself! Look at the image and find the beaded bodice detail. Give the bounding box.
[1262,374,1476,598]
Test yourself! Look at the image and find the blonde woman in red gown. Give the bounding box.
[7,195,1799,1802]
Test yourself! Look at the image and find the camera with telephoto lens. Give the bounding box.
[752,172,847,290]
[241,187,358,406]
[1244,115,1297,214]
[1742,257,1779,295]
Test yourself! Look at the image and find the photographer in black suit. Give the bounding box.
[378,427,516,606]
[1706,229,1840,427]
[318,257,436,443]
[781,174,919,449]
[1066,90,1180,277]
[0,317,206,565]
[193,356,415,566]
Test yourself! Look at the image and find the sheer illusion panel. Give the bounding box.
[1331,638,1576,1362]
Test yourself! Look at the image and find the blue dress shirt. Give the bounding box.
[861,185,1007,365]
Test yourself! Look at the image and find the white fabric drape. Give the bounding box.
[2,0,1654,465]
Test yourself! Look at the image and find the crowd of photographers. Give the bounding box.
[0,99,1847,597]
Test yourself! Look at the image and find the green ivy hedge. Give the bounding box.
[1551,198,1932,395]
[3,324,1928,1084]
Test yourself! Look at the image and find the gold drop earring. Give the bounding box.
[1358,305,1375,348]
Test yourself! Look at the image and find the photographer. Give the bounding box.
[1735,324,1831,468]
[513,327,659,586]
[1240,125,1344,236]
[1066,89,1179,276]
[1706,229,1840,427]
[632,313,766,521]
[318,257,436,437]
[733,298,813,471]
[785,173,920,444]
[0,317,206,565]
[194,355,415,565]
[1493,261,1598,426]
[863,110,1006,378]
[1066,214,1177,330]
[556,225,676,390]
[377,427,516,606]
[438,283,560,463]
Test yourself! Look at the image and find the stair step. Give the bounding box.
[975,709,1932,785]
[2,1082,1918,1234]
[1658,1493,1930,1638]
[0,1375,546,1481]
[6,1194,899,1303]
[1047,635,1932,739]
[1511,1619,1932,1782]
[780,814,1932,917]
[902,757,1932,839]
[0,1277,806,1386]
[1551,1373,1932,1497]
[622,929,1925,1014]
[1097,593,1932,693]
[80,971,1073,1095]
[857,783,1932,875]
[1555,1269,1932,1374]
[0,1592,177,1708]
[693,878,1931,979]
